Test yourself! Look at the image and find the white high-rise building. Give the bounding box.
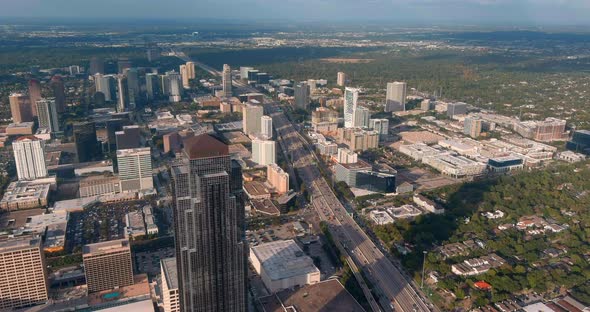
[385,82,407,112]
[95,74,116,102]
[353,106,370,128]
[222,64,232,98]
[344,87,359,128]
[369,118,390,139]
[117,147,153,192]
[261,116,273,139]
[13,136,48,181]
[36,98,60,133]
[337,72,346,87]
[240,67,253,80]
[243,104,264,136]
[252,139,276,166]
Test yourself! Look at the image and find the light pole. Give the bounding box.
[421,250,427,289]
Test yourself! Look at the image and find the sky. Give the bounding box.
[2,0,590,26]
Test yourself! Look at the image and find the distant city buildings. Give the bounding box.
[513,118,568,142]
[446,102,467,118]
[164,71,183,103]
[28,79,42,116]
[83,239,134,293]
[0,236,48,310]
[95,74,117,102]
[116,75,129,112]
[13,136,47,181]
[222,64,233,97]
[385,81,407,112]
[337,71,346,87]
[344,87,359,128]
[311,107,339,134]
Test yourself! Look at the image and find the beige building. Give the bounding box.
[0,236,48,310]
[337,72,346,87]
[311,107,339,134]
[337,128,379,151]
[9,93,34,123]
[267,163,289,194]
[160,258,180,312]
[79,174,121,197]
[243,104,264,136]
[6,122,35,136]
[83,239,134,293]
[0,181,50,211]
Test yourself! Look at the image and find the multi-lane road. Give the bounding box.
[173,50,435,312]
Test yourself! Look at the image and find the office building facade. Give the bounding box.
[252,139,276,166]
[353,106,370,128]
[95,74,117,102]
[0,236,48,310]
[385,82,407,112]
[369,118,389,139]
[117,75,129,112]
[83,239,134,293]
[447,102,468,118]
[74,122,100,163]
[28,79,42,116]
[171,134,247,312]
[261,115,273,139]
[161,258,180,312]
[243,104,264,136]
[294,82,310,110]
[117,147,153,192]
[146,73,160,101]
[36,98,60,133]
[13,136,48,181]
[567,129,590,154]
[9,93,33,123]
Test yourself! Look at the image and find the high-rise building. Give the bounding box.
[337,72,346,87]
[165,71,183,103]
[252,138,276,166]
[447,102,468,118]
[161,258,180,312]
[464,117,483,138]
[116,75,129,112]
[73,122,99,163]
[117,58,132,74]
[186,61,196,79]
[95,74,117,102]
[180,64,190,89]
[344,87,359,128]
[146,44,160,62]
[50,75,66,113]
[240,67,253,80]
[353,106,370,128]
[28,79,42,116]
[294,82,310,110]
[243,104,264,136]
[267,163,289,194]
[9,93,33,123]
[170,134,247,312]
[89,57,105,75]
[369,118,390,139]
[385,82,407,112]
[0,236,48,310]
[145,73,160,101]
[222,64,232,98]
[126,68,140,107]
[307,79,317,95]
[36,98,60,133]
[261,115,273,139]
[116,125,142,150]
[83,239,134,293]
[13,136,47,181]
[117,147,153,192]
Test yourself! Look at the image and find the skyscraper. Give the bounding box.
[89,56,105,75]
[186,61,196,79]
[117,147,153,192]
[83,239,134,293]
[9,93,33,123]
[0,236,48,310]
[95,74,117,102]
[118,58,132,74]
[36,98,60,133]
[28,79,42,116]
[261,115,273,139]
[73,122,99,163]
[116,125,141,150]
[344,87,359,128]
[171,134,246,312]
[294,82,310,110]
[180,64,190,89]
[222,64,232,98]
[126,68,140,107]
[243,104,264,136]
[145,73,160,101]
[385,81,407,112]
[337,72,346,87]
[252,138,276,166]
[13,136,48,181]
[50,75,66,113]
[117,75,129,112]
[165,71,183,103]
[353,106,370,128]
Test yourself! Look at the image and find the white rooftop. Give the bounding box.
[251,240,319,281]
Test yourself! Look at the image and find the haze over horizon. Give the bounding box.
[2,0,590,27]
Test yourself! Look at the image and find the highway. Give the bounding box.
[172,49,435,312]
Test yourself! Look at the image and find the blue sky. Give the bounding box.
[2,0,590,26]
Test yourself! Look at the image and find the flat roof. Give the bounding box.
[259,279,366,312]
[83,238,130,256]
[116,147,151,156]
[251,199,280,216]
[87,274,151,308]
[244,181,272,197]
[161,257,178,290]
[0,235,41,253]
[339,159,372,170]
[251,240,319,281]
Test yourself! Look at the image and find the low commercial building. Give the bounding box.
[79,174,121,197]
[0,181,50,211]
[251,199,281,217]
[422,153,487,178]
[336,147,358,164]
[126,211,146,238]
[243,181,272,200]
[556,150,586,163]
[451,253,506,276]
[487,155,524,173]
[369,210,394,225]
[399,131,444,145]
[413,194,444,214]
[334,160,372,187]
[355,171,396,193]
[160,258,180,312]
[6,122,35,136]
[386,205,422,219]
[250,240,320,293]
[399,143,440,161]
[513,118,567,142]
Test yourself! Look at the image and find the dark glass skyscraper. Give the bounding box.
[171,134,247,312]
[73,122,100,163]
[50,75,66,113]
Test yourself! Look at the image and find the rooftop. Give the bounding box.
[116,147,151,157]
[339,159,372,170]
[83,238,130,256]
[0,235,41,253]
[251,240,319,281]
[161,257,178,290]
[183,134,228,159]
